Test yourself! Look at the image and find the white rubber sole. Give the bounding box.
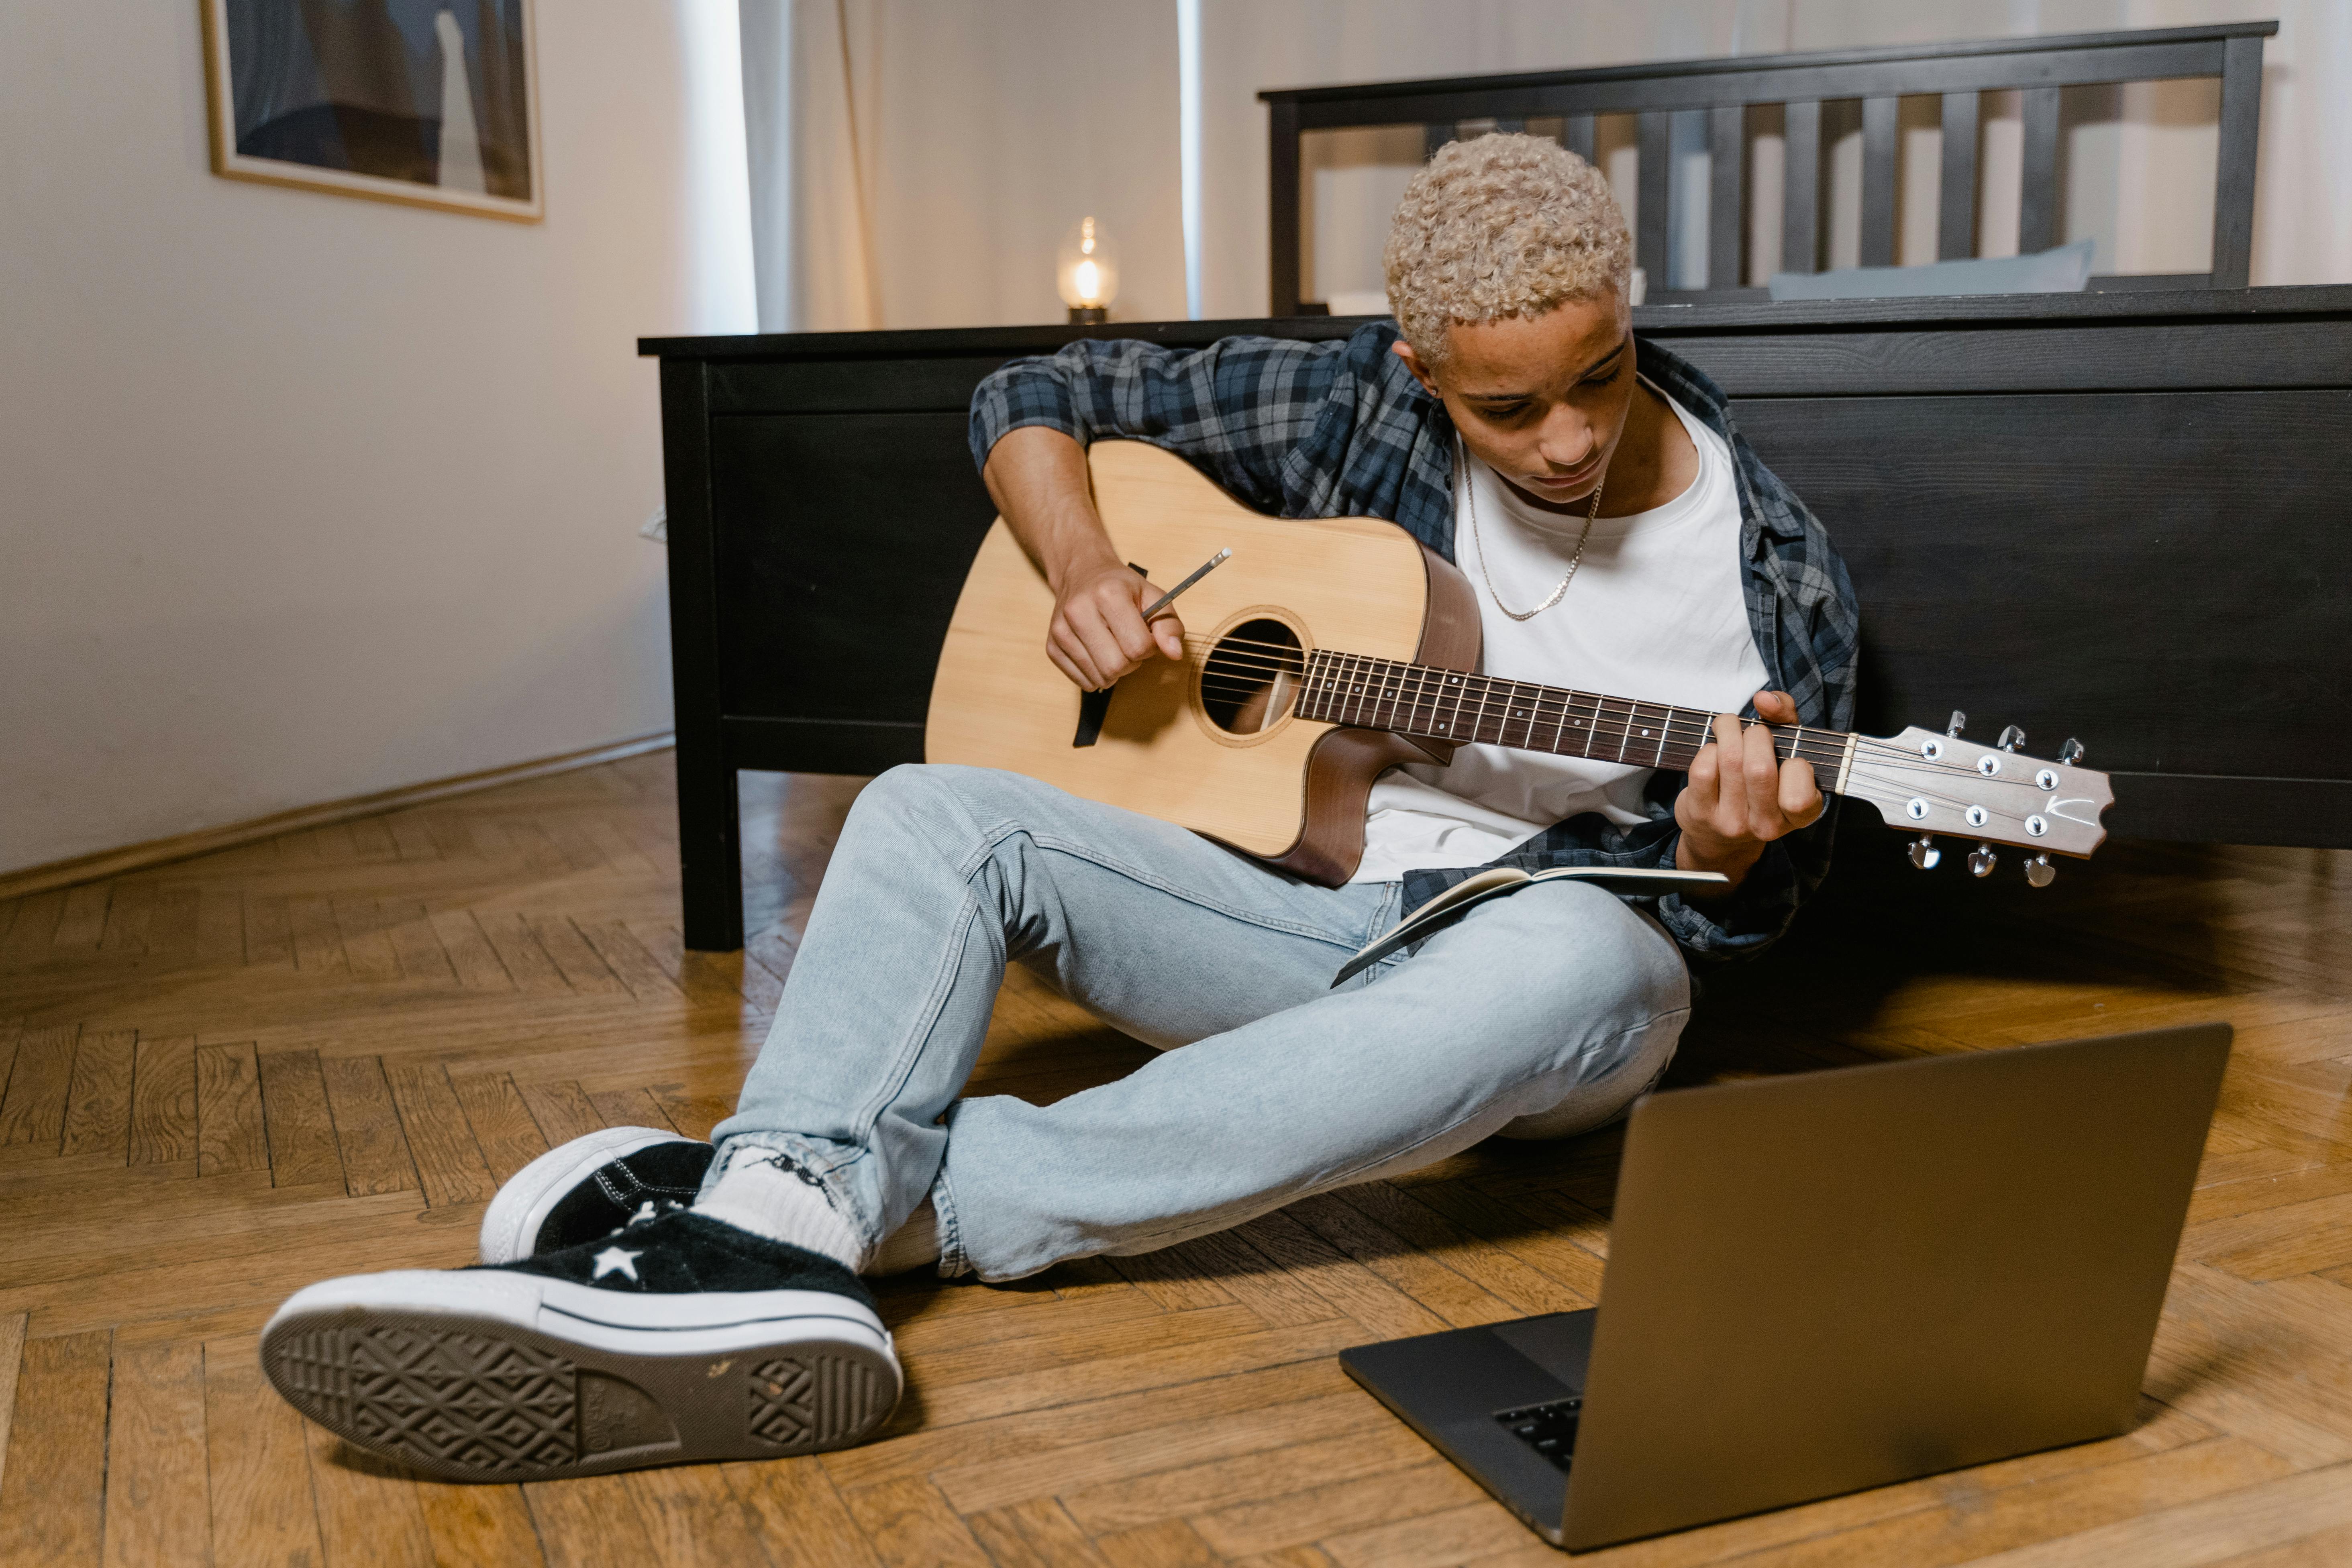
[262,1271,901,1481]
[477,1126,688,1265]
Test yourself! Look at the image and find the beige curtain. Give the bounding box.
[744,0,1185,331]
[745,0,2350,330]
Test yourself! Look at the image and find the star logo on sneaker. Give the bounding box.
[592,1246,644,1281]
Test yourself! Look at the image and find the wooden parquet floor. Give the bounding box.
[2,752,2350,1566]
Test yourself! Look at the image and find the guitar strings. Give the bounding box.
[1197,670,1861,777]
[1184,638,1993,766]
[1188,642,2056,772]
[1184,633,2060,771]
[1181,669,2022,824]
[1179,633,2017,760]
[1191,654,1852,759]
[1224,677,2027,818]
[1193,651,1853,757]
[1152,638,2073,827]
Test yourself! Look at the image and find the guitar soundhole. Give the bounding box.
[1200,619,1304,736]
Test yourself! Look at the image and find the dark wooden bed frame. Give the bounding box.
[643,285,2352,950]
[1259,21,2275,308]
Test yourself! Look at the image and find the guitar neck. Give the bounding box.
[1293,650,1856,789]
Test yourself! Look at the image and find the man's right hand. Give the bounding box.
[981,426,1186,692]
[1046,557,1185,692]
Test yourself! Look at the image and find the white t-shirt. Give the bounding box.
[1349,383,1770,884]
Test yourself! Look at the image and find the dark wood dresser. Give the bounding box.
[643,288,2352,950]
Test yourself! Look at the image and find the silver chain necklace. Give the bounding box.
[1461,438,1607,622]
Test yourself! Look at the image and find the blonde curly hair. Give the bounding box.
[1383,133,1631,371]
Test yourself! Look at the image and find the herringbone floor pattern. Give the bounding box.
[1,751,2350,1564]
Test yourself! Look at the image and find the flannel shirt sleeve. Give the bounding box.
[966,335,1345,515]
[1648,808,1838,962]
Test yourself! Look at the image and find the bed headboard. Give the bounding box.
[1257,21,2274,311]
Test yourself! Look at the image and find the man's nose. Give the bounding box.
[1536,408,1595,471]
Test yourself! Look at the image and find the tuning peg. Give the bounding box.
[1908,834,1941,870]
[1968,842,1998,877]
[1997,725,2027,752]
[2058,738,2085,765]
[1946,710,1967,738]
[2025,853,2056,888]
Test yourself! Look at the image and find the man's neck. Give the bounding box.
[1491,379,1696,520]
[1591,377,1697,518]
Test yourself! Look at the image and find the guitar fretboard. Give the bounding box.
[1290,650,1854,781]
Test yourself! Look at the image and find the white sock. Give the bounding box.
[694,1144,864,1272]
[868,1196,941,1276]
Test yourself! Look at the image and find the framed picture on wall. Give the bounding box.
[198,0,542,222]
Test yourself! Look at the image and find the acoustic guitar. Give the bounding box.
[927,441,2113,887]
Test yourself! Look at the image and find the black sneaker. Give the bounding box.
[477,1127,716,1264]
[263,1211,900,1482]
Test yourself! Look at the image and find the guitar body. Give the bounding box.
[925,441,1481,884]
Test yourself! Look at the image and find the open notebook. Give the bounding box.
[1332,866,1730,986]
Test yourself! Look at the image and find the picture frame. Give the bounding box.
[198,0,543,223]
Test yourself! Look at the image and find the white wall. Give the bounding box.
[0,1,754,875]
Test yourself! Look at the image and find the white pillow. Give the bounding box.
[1768,239,2095,301]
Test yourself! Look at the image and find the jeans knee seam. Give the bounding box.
[836,887,993,1170]
[931,1166,971,1278]
[1306,1003,1690,1193]
[961,818,1367,952]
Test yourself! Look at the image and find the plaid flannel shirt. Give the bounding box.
[967,322,1859,964]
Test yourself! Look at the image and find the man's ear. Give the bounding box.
[1389,337,1442,397]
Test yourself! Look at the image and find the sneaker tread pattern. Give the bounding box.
[264,1310,898,1481]
[271,1323,579,1473]
[748,1354,887,1450]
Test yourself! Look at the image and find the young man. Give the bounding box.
[261,135,1857,1480]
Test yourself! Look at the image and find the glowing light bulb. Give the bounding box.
[1056,216,1120,322]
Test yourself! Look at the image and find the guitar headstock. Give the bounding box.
[1843,717,2112,885]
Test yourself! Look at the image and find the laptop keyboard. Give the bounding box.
[1495,1397,1583,1471]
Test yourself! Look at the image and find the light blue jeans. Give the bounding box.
[710,765,1692,1281]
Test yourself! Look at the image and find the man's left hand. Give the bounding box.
[1673,689,1825,893]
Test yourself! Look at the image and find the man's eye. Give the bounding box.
[1479,402,1530,419]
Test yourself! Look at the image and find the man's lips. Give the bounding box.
[1523,458,1601,493]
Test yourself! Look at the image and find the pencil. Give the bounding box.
[1141,548,1231,621]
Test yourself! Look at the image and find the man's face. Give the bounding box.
[1392,293,1635,510]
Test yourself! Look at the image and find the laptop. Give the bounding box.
[1340,1024,2231,1550]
